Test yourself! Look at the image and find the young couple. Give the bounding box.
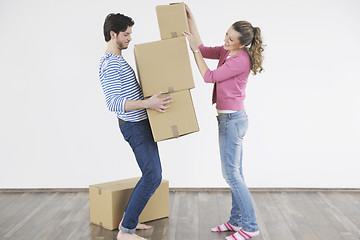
[99,4,264,240]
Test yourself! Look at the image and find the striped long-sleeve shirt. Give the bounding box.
[99,53,147,122]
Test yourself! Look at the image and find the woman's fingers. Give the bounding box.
[184,4,192,15]
[182,31,192,38]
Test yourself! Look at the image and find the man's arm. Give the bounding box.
[100,57,172,113]
[125,92,173,113]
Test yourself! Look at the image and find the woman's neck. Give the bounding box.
[229,49,241,57]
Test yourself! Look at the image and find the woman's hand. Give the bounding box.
[182,31,199,52]
[183,4,203,52]
[184,4,194,25]
[182,4,208,78]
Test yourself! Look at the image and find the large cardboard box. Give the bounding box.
[134,36,194,98]
[89,178,169,230]
[156,3,189,40]
[147,90,199,142]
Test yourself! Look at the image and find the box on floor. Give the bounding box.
[89,178,169,230]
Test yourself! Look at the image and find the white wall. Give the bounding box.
[1,0,360,188]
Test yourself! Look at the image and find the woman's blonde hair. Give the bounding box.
[232,21,264,75]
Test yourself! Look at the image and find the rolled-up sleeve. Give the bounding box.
[199,44,222,60]
[204,58,244,83]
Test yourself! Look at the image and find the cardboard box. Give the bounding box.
[134,36,194,98]
[147,90,199,142]
[156,3,189,40]
[89,178,169,230]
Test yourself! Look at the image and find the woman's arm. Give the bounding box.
[183,4,209,78]
[190,43,209,78]
[203,57,247,83]
[184,4,202,49]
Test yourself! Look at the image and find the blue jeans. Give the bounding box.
[217,110,259,232]
[118,118,162,234]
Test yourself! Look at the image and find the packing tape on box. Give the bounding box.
[171,125,179,138]
[168,86,174,93]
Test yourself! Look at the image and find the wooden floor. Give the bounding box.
[1,190,360,240]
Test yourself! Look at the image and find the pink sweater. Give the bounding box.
[199,44,251,111]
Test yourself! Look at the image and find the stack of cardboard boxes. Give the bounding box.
[134,3,199,142]
[89,3,196,230]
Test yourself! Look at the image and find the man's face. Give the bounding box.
[115,26,132,50]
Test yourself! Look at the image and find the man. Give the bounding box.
[99,13,172,240]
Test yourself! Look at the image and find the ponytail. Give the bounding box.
[248,27,264,75]
[232,21,265,75]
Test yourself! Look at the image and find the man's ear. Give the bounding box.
[110,31,117,39]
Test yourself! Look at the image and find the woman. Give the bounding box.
[183,5,264,240]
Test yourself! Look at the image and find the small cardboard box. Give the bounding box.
[134,36,194,98]
[89,178,169,230]
[156,2,189,40]
[147,90,199,142]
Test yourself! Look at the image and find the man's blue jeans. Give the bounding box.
[118,118,162,234]
[217,110,259,232]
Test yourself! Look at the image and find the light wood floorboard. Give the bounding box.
[1,190,360,240]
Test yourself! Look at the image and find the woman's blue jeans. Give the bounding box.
[217,110,259,232]
[118,118,162,234]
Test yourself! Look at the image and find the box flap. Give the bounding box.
[89,177,140,191]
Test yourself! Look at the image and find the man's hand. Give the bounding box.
[146,92,173,113]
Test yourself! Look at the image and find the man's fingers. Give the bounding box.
[162,96,172,101]
[153,91,162,98]
[162,99,173,105]
[155,105,170,113]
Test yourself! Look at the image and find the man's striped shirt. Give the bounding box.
[99,53,147,122]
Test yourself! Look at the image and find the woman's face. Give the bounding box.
[224,27,244,52]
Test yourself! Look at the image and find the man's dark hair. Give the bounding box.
[103,13,135,42]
